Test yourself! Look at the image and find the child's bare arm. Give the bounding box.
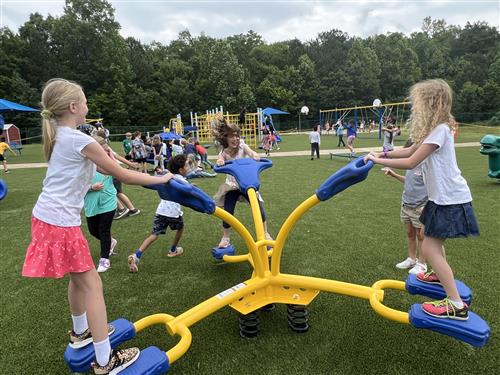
[383,167,405,183]
[243,144,260,160]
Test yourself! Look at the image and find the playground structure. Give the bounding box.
[188,106,260,149]
[479,134,500,179]
[320,101,411,139]
[64,158,490,374]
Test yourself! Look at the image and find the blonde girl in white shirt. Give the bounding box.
[365,79,479,321]
[22,79,173,374]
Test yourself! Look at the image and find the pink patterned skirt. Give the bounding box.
[22,217,95,279]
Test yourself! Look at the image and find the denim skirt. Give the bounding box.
[419,200,480,238]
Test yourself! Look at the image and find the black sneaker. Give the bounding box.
[69,324,116,349]
[113,208,129,220]
[128,208,141,217]
[91,347,140,374]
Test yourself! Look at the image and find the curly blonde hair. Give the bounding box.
[408,79,454,144]
[212,115,240,149]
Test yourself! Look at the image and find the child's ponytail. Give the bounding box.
[41,113,56,161]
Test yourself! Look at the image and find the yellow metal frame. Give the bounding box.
[132,187,410,366]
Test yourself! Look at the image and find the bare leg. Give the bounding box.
[172,228,183,246]
[405,222,417,260]
[416,227,426,263]
[117,192,135,210]
[139,234,159,252]
[68,270,108,342]
[421,236,460,301]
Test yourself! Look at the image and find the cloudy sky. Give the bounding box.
[1,1,499,44]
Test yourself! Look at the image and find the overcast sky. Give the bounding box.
[1,1,499,44]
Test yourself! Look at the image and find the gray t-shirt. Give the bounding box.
[383,130,394,151]
[402,165,427,207]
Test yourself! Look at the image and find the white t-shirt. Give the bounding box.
[422,123,472,205]
[309,131,321,144]
[155,174,187,218]
[33,126,96,226]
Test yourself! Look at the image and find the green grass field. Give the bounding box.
[1,139,499,374]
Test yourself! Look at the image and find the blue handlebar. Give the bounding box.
[316,157,373,201]
[145,178,216,214]
[213,158,273,192]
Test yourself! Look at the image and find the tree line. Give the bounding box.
[1,0,499,134]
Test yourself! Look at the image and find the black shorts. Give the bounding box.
[135,158,147,163]
[0,154,4,161]
[152,214,184,235]
[112,178,122,194]
[124,154,132,161]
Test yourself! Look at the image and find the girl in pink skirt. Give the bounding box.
[22,78,173,374]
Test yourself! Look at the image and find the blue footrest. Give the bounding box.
[212,245,235,260]
[405,274,472,305]
[120,346,170,375]
[409,304,490,347]
[64,318,136,372]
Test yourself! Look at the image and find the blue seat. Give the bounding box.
[0,179,7,201]
[213,158,272,192]
[119,346,169,375]
[409,304,490,347]
[405,274,472,305]
[64,318,136,372]
[212,245,236,260]
[316,157,373,201]
[145,177,216,214]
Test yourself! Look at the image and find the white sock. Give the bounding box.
[71,312,88,334]
[450,299,464,309]
[94,337,111,367]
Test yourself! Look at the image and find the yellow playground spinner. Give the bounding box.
[64,157,490,374]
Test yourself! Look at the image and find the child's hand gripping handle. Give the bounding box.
[315,157,374,201]
[213,158,273,192]
[145,178,216,214]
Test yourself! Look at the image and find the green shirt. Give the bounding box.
[123,138,132,155]
[84,172,117,217]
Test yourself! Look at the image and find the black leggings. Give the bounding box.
[223,190,266,228]
[311,142,320,158]
[86,210,115,259]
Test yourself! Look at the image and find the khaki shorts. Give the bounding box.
[400,203,424,229]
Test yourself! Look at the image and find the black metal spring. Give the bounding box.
[238,312,260,338]
[287,304,310,333]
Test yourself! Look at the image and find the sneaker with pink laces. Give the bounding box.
[422,298,469,320]
[416,270,441,284]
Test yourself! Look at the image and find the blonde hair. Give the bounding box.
[40,78,85,161]
[212,116,240,149]
[408,79,454,144]
[92,135,107,146]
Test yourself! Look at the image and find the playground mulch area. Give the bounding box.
[1,147,499,374]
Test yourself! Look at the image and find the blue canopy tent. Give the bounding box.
[262,107,289,116]
[159,132,183,141]
[0,99,39,112]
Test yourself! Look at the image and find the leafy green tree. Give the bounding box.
[345,40,381,104]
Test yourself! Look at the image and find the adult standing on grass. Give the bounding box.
[21,78,173,374]
[0,136,16,173]
[365,79,479,321]
[309,124,321,160]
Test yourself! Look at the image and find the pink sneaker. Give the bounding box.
[422,298,469,320]
[416,270,441,285]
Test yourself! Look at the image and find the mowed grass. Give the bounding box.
[7,124,500,164]
[1,147,499,374]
